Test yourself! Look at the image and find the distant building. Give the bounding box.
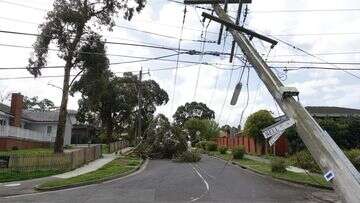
[0,93,76,150]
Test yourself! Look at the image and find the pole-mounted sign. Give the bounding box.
[262,117,295,146]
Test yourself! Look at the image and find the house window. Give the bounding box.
[47,126,52,136]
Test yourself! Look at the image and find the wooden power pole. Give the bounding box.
[184,1,360,202]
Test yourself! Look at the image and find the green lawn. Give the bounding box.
[0,169,66,183]
[0,148,53,156]
[37,155,142,190]
[208,151,332,189]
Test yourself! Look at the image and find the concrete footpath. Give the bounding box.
[0,147,133,197]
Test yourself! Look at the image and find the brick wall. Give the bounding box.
[0,137,50,150]
[10,93,23,127]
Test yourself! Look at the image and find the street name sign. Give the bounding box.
[262,118,295,139]
[262,117,295,146]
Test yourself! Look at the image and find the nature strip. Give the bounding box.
[35,159,148,191]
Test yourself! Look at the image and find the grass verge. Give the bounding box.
[0,169,66,183]
[36,155,143,191]
[0,148,53,156]
[207,151,332,189]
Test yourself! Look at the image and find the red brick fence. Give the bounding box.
[216,135,289,156]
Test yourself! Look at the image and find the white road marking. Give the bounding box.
[190,164,210,202]
[194,164,216,179]
[3,183,21,187]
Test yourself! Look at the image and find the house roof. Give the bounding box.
[305,106,360,117]
[0,103,10,114]
[0,102,77,122]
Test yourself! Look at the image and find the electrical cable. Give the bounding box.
[217,68,234,123]
[271,36,360,80]
[171,5,187,113]
[193,11,211,100]
[238,66,250,126]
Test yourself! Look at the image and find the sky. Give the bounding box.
[0,0,360,128]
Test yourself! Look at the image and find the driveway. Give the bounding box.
[0,155,337,203]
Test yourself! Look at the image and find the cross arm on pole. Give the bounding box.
[184,0,251,4]
[211,3,360,202]
[202,12,278,47]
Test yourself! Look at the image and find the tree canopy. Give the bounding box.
[173,102,215,126]
[23,96,56,112]
[243,110,275,141]
[27,0,146,153]
[184,119,220,144]
[286,117,360,153]
[135,114,187,159]
[70,37,168,145]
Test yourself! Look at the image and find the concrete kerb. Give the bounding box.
[34,158,149,192]
[208,154,333,191]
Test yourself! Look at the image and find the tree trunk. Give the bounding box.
[106,114,113,153]
[54,64,71,153]
[53,24,85,154]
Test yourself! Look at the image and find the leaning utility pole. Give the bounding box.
[184,1,360,202]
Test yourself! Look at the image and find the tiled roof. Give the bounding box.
[0,103,10,114]
[0,102,77,122]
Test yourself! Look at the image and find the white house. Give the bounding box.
[0,93,76,146]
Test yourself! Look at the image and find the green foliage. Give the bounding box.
[206,141,217,151]
[0,148,53,156]
[175,151,201,163]
[233,146,245,159]
[27,0,146,152]
[218,146,228,154]
[23,96,55,112]
[71,38,169,144]
[287,117,360,153]
[0,169,65,183]
[271,158,287,173]
[184,119,220,145]
[135,114,188,159]
[290,150,321,173]
[38,155,142,189]
[344,149,360,171]
[195,141,208,150]
[244,110,275,141]
[173,102,215,126]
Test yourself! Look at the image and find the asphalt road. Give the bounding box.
[0,156,336,203]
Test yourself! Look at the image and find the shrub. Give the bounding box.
[353,156,360,171]
[233,146,245,159]
[271,158,287,173]
[12,146,19,151]
[291,150,321,173]
[218,146,228,154]
[206,141,217,151]
[195,141,208,150]
[345,149,360,171]
[175,151,201,163]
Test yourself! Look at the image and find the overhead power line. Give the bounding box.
[250,8,360,13]
[0,0,46,11]
[0,29,228,54]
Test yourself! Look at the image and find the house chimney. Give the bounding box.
[10,93,23,127]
